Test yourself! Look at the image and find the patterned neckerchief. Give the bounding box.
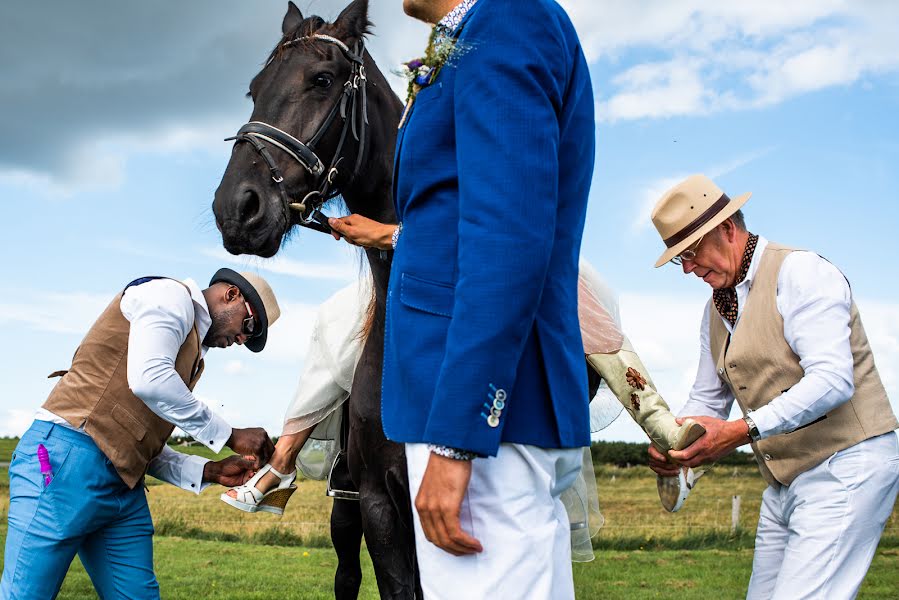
[437,0,478,34]
[713,233,759,326]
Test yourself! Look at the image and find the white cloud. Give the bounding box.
[571,0,899,121]
[0,409,36,438]
[200,247,356,282]
[256,300,319,365]
[0,290,113,335]
[223,360,247,375]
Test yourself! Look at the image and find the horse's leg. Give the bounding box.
[350,437,420,600]
[348,325,421,599]
[331,498,364,600]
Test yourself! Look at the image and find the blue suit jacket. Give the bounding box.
[382,0,595,456]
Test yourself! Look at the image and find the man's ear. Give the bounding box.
[225,285,241,303]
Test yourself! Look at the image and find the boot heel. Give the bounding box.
[672,419,706,451]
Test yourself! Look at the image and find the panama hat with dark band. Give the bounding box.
[651,174,752,268]
[209,268,280,352]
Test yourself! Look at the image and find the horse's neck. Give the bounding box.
[341,50,402,326]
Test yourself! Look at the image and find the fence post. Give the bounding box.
[731,495,741,533]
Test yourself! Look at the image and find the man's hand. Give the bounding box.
[667,416,749,468]
[328,214,396,250]
[226,427,274,469]
[202,455,257,487]
[414,453,483,556]
[647,445,681,477]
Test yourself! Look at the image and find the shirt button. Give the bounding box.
[763,453,772,461]
[718,368,725,375]
[209,440,214,445]
[190,483,196,488]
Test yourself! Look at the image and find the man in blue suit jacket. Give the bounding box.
[383,0,594,596]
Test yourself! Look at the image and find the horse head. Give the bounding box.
[213,0,396,258]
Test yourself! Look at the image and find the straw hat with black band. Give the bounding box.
[209,268,280,352]
[651,174,752,268]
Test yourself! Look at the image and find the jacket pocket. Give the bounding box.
[112,404,147,442]
[400,273,454,318]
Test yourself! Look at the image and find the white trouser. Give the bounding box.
[406,443,584,600]
[747,432,899,600]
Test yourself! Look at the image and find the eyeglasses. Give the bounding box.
[669,233,706,266]
[241,301,258,337]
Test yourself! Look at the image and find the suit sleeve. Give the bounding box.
[422,5,569,455]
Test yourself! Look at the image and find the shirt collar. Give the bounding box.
[739,235,768,290]
[182,278,212,353]
[438,0,478,32]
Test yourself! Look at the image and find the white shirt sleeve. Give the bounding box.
[146,444,211,494]
[680,299,735,420]
[121,279,232,453]
[749,252,855,438]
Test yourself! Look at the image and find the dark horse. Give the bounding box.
[212,1,415,598]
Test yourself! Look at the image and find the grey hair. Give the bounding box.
[729,209,747,231]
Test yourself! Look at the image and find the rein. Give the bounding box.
[225,34,369,235]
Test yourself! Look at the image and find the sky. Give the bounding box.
[1,0,898,444]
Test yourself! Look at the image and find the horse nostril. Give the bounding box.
[238,187,262,223]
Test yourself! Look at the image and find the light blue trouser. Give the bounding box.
[1,420,159,600]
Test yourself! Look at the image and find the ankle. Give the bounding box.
[269,461,295,476]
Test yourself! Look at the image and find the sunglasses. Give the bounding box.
[669,233,706,266]
[242,301,259,337]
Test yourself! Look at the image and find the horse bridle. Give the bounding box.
[225,34,369,235]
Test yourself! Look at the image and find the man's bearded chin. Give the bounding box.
[203,304,240,347]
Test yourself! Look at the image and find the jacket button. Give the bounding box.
[487,414,500,428]
[493,399,505,410]
[763,453,772,461]
[495,389,507,402]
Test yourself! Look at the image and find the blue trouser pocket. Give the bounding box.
[1,421,158,600]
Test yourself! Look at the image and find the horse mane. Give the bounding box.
[266,13,374,66]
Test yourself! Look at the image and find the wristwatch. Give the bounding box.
[743,415,761,443]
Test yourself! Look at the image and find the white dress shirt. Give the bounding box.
[680,237,855,439]
[36,277,232,493]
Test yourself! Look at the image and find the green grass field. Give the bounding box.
[1,438,897,598]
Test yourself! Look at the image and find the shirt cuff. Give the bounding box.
[746,404,781,439]
[181,454,213,495]
[428,444,477,461]
[194,413,232,453]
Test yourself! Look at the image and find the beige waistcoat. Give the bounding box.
[43,284,205,488]
[709,243,897,486]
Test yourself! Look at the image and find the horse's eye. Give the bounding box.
[312,73,334,89]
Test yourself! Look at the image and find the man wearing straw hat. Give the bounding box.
[646,174,899,598]
[1,269,281,600]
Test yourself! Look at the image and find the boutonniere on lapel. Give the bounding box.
[396,27,461,128]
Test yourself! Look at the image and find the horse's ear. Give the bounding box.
[282,1,304,36]
[334,0,371,40]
